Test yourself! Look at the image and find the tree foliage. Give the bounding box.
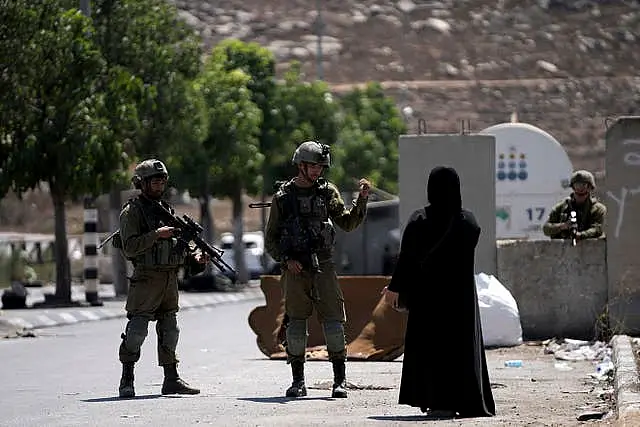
[0,0,128,198]
[331,82,406,194]
[91,0,203,159]
[199,54,263,197]
[265,63,340,188]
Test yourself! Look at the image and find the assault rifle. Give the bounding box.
[569,210,578,247]
[97,200,236,274]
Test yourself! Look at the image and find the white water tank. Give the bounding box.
[479,122,574,240]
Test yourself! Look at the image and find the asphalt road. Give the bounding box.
[0,300,612,426]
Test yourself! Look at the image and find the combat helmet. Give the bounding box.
[292,141,331,167]
[132,159,169,188]
[570,170,595,189]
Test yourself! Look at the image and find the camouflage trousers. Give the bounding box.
[119,267,181,366]
[282,260,346,363]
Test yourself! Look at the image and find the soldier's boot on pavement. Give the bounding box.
[331,360,348,398]
[119,363,135,398]
[285,360,307,398]
[161,363,200,395]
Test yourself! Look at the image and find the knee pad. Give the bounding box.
[123,317,149,352]
[322,321,346,355]
[285,319,308,357]
[157,314,179,350]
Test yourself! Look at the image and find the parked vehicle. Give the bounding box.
[216,231,279,282]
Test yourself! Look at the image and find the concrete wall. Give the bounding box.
[496,239,608,340]
[398,134,497,275]
[604,116,640,334]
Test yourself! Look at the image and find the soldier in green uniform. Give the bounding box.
[264,141,370,399]
[116,159,207,398]
[543,170,607,241]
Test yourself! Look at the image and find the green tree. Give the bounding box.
[0,1,132,303]
[164,81,213,240]
[196,55,263,283]
[267,63,340,185]
[91,0,203,158]
[209,39,278,235]
[332,82,406,194]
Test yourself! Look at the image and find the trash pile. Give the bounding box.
[544,338,613,380]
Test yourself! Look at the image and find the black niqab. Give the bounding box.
[427,166,462,216]
[387,166,496,418]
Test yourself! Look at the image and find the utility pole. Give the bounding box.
[80,0,90,16]
[315,0,324,81]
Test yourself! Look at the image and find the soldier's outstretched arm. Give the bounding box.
[327,183,368,232]
[264,197,283,262]
[580,203,607,239]
[120,203,158,259]
[542,202,565,237]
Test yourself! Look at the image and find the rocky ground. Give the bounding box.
[170,0,640,176]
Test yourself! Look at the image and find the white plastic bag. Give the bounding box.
[475,273,523,347]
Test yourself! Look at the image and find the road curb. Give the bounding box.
[0,288,265,332]
[612,335,640,425]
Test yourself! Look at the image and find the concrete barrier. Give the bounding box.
[496,238,608,341]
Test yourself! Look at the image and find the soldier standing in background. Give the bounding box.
[116,159,207,398]
[543,170,607,241]
[264,141,370,399]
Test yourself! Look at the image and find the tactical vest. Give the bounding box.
[554,196,596,238]
[123,197,187,267]
[275,179,336,256]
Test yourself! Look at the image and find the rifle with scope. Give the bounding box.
[97,199,236,274]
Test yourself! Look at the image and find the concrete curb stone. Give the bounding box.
[612,335,640,426]
[0,287,264,333]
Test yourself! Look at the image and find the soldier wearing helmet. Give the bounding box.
[264,141,371,399]
[116,159,206,398]
[543,170,607,241]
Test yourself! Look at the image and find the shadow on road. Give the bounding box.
[81,394,163,403]
[368,414,456,422]
[237,396,334,404]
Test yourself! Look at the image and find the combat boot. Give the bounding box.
[331,360,348,398]
[119,363,135,398]
[161,363,200,395]
[285,360,307,398]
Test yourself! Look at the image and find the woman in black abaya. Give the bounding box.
[383,166,496,418]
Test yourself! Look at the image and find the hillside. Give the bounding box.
[174,0,640,175]
[2,0,640,235]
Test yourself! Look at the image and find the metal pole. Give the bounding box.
[83,197,103,306]
[315,0,323,81]
[80,0,91,16]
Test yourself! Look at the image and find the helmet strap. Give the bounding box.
[297,163,318,186]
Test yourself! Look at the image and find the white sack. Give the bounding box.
[475,273,523,347]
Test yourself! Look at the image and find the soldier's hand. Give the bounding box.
[558,222,571,231]
[195,252,210,264]
[359,178,371,198]
[156,226,176,239]
[286,259,303,274]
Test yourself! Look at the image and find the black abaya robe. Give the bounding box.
[387,166,496,417]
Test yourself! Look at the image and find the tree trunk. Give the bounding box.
[110,188,128,296]
[199,182,214,243]
[51,189,71,303]
[231,183,248,284]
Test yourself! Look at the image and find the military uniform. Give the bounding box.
[116,159,202,398]
[264,141,368,399]
[543,170,607,240]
